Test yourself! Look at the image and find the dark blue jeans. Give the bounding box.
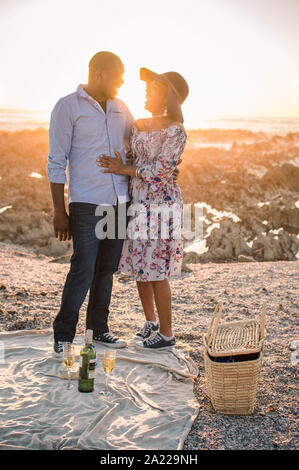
[53,200,131,343]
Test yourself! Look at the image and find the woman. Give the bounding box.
[97,67,189,349]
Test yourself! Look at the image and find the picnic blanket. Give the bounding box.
[0,329,199,450]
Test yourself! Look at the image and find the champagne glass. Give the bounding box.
[62,344,75,390]
[99,350,116,397]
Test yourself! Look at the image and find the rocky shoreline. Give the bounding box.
[181,129,299,263]
[0,128,298,264]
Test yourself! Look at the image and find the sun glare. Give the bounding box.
[0,0,298,124]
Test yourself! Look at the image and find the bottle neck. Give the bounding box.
[85,329,93,345]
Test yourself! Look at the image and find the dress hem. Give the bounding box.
[117,269,183,282]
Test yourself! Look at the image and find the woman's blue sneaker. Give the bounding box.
[135,332,175,350]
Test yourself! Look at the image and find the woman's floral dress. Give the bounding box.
[117,123,187,281]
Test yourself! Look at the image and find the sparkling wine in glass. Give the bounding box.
[62,344,75,390]
[99,350,116,397]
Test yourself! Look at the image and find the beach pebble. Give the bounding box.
[290,350,299,365]
[289,340,299,351]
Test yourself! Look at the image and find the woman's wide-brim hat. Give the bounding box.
[140,67,189,123]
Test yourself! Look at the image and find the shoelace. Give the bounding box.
[103,332,117,342]
[139,323,151,337]
[145,333,162,346]
[57,341,71,352]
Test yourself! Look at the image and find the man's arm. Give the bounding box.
[47,98,73,241]
[49,183,71,241]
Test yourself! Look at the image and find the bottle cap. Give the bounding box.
[85,329,93,344]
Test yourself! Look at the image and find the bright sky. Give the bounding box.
[0,0,298,127]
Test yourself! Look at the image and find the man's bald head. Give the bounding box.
[89,51,124,75]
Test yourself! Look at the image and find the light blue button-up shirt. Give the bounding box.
[47,84,135,206]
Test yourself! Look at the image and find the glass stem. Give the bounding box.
[67,368,71,389]
[105,373,109,392]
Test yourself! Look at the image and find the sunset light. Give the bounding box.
[0,0,298,127]
[0,0,298,453]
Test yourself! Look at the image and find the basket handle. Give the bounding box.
[207,301,223,347]
[260,301,266,340]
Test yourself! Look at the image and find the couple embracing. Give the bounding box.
[47,51,189,354]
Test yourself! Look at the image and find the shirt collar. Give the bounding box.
[77,84,109,114]
[75,84,129,120]
[77,84,89,98]
[76,84,118,113]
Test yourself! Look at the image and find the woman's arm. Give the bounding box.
[97,151,137,177]
[136,126,187,190]
[97,149,183,180]
[97,126,186,182]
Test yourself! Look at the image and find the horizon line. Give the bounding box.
[0,107,299,122]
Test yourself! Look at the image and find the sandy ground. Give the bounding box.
[0,241,298,450]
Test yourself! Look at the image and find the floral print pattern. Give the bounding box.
[117,124,187,281]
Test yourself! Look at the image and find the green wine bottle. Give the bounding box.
[78,329,96,393]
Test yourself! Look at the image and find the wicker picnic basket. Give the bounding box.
[203,301,266,415]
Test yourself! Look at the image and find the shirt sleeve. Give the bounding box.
[47,98,73,184]
[137,125,187,190]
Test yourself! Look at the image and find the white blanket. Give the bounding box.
[0,329,199,450]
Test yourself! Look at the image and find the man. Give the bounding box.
[47,51,180,354]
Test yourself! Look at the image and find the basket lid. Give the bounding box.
[205,319,265,357]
